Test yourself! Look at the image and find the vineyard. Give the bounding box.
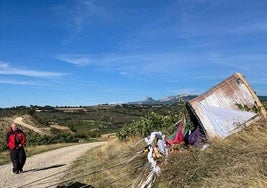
[0,103,185,151]
[116,111,182,140]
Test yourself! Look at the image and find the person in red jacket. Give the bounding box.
[6,123,27,174]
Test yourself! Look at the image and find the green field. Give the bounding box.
[0,103,185,151]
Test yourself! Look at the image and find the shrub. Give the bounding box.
[116,112,181,140]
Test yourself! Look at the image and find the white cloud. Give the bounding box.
[0,62,9,69]
[55,50,267,87]
[0,62,66,78]
[208,54,267,71]
[175,88,201,95]
[0,79,40,86]
[56,54,91,67]
[56,52,206,77]
[72,0,107,31]
[119,0,267,52]
[53,0,113,44]
[54,0,109,34]
[102,53,187,70]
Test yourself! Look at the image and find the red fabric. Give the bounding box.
[6,129,26,150]
[166,121,184,146]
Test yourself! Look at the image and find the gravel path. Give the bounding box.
[0,142,106,188]
[14,117,46,135]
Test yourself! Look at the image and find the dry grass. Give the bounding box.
[157,119,267,188]
[58,119,267,188]
[58,137,149,188]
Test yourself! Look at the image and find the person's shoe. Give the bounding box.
[19,169,24,173]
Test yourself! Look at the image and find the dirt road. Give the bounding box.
[0,142,106,188]
[14,117,46,135]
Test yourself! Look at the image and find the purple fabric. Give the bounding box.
[188,127,203,146]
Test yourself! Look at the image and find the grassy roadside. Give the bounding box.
[0,143,76,165]
[58,137,149,188]
[157,119,267,188]
[58,119,267,188]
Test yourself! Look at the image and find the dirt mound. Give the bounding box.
[14,117,48,135]
[12,115,72,135]
[21,114,44,128]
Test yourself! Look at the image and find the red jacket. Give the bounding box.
[6,128,26,150]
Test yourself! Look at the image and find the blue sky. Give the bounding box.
[1,0,267,107]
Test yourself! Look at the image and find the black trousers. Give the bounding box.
[10,147,26,172]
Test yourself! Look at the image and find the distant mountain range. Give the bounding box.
[127,95,267,105]
[127,94,198,105]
